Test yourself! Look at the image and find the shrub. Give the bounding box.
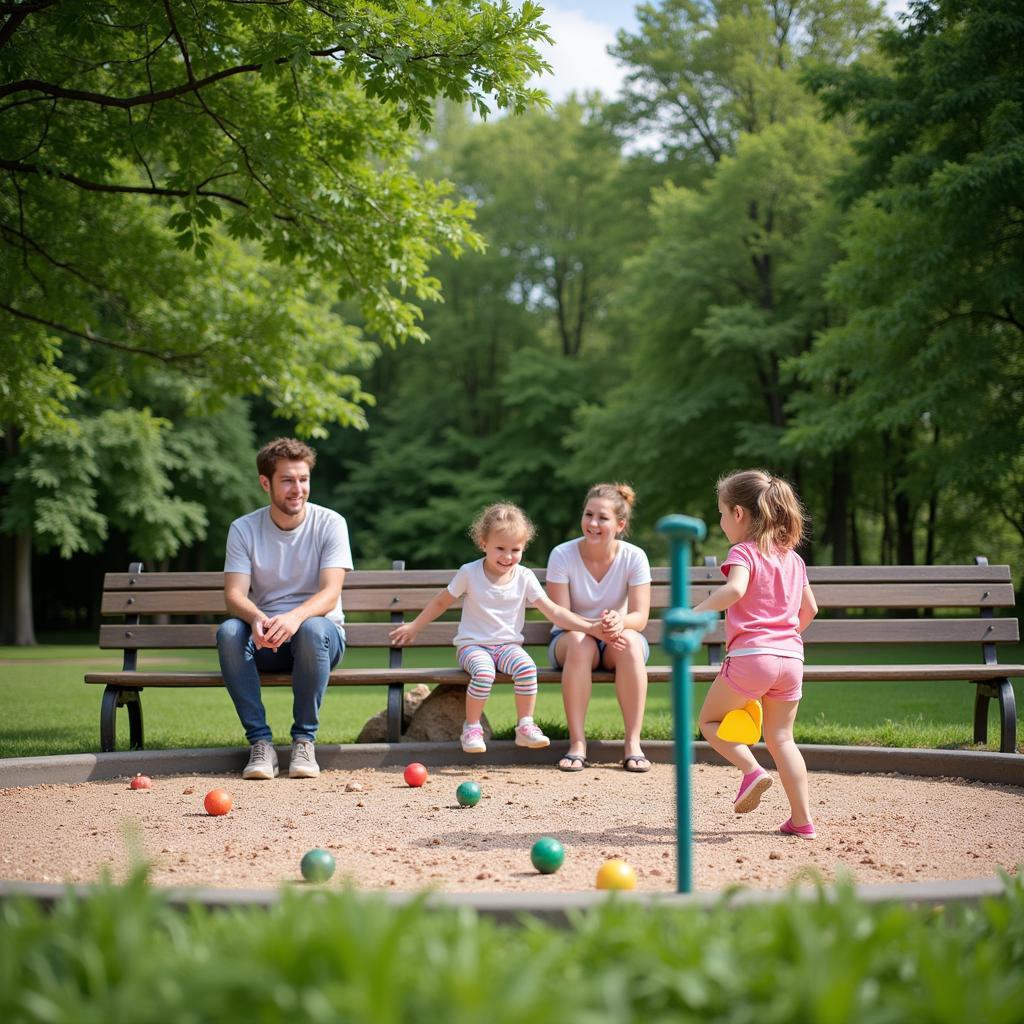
[1,870,1022,1022]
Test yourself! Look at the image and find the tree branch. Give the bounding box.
[0,158,257,209]
[0,301,209,364]
[0,219,108,291]
[0,45,349,105]
[0,1,57,50]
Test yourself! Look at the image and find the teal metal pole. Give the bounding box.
[657,515,716,894]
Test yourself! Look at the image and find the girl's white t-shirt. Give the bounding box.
[447,559,545,647]
[545,539,652,622]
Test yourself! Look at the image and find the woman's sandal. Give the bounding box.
[622,754,652,773]
[557,753,589,772]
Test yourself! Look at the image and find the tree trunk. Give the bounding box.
[850,501,863,565]
[12,531,36,645]
[825,452,851,565]
[894,487,915,565]
[925,489,938,565]
[0,531,13,644]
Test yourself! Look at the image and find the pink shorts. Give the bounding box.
[721,654,803,702]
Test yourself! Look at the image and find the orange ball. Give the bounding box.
[204,788,232,816]
[595,859,637,891]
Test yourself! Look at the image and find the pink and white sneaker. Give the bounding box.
[733,768,772,813]
[780,817,817,840]
[461,723,487,754]
[514,720,550,749]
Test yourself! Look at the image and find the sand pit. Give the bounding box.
[1,760,1021,892]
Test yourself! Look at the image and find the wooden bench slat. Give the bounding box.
[100,581,1018,617]
[85,662,1024,688]
[98,616,1021,651]
[101,569,464,591]
[102,563,1013,593]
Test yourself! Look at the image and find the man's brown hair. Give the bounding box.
[256,438,317,480]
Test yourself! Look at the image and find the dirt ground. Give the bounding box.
[1,761,1021,892]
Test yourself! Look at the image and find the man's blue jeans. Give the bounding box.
[216,617,345,743]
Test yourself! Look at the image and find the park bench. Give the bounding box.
[86,558,1021,753]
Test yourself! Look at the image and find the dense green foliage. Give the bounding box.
[0,0,550,641]
[329,0,1024,576]
[796,0,1024,564]
[2,869,1023,1022]
[4,0,1024,642]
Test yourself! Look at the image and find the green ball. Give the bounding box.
[300,848,335,883]
[530,837,565,874]
[456,781,482,807]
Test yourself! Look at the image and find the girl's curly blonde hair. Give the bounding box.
[470,502,536,548]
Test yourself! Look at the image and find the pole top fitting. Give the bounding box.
[656,514,706,542]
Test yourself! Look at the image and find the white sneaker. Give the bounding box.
[461,723,487,754]
[242,740,279,780]
[515,720,550,749]
[289,739,320,778]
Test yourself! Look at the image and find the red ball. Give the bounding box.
[129,774,152,790]
[403,762,428,787]
[204,788,232,816]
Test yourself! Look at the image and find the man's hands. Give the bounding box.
[253,609,304,651]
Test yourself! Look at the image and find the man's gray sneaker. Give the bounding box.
[242,740,279,780]
[289,739,320,778]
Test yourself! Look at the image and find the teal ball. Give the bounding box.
[300,848,336,883]
[530,837,565,874]
[456,781,482,807]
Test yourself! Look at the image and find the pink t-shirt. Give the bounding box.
[721,541,808,660]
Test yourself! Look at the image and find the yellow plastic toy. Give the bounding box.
[717,700,763,744]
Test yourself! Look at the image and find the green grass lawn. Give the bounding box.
[2,637,1021,758]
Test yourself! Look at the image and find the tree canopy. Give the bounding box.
[0,0,550,643]
[5,0,1024,645]
[0,0,551,436]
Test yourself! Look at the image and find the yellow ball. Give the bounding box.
[595,859,637,890]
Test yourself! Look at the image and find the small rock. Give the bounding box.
[768,851,782,861]
[345,782,363,793]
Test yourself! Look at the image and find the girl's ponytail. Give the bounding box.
[719,470,807,554]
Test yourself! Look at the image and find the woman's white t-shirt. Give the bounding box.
[545,539,651,625]
[447,559,545,647]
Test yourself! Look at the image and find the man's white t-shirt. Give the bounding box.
[545,539,651,625]
[224,502,353,633]
[447,559,545,647]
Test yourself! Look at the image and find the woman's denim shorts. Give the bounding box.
[548,628,650,669]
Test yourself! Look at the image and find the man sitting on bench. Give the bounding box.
[217,437,352,780]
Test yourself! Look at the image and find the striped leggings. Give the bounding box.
[458,643,538,701]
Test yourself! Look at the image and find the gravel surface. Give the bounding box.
[1,762,1020,892]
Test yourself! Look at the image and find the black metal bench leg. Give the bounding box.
[973,680,1017,753]
[126,691,144,750]
[973,685,989,746]
[386,683,403,743]
[100,686,144,752]
[995,678,1017,754]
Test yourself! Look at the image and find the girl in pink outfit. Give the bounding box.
[693,470,819,839]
